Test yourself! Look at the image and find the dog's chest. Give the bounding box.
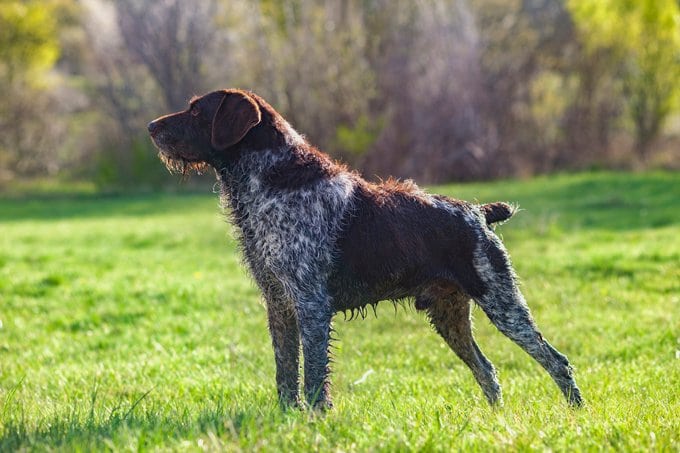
[230,172,355,286]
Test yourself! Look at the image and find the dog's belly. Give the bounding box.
[328,271,409,310]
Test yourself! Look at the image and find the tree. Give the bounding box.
[569,0,680,159]
[116,0,220,111]
[361,0,497,182]
[80,0,226,187]
[0,1,64,181]
[0,1,60,79]
[248,0,378,164]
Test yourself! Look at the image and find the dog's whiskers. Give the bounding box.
[158,151,209,176]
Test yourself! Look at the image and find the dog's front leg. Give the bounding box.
[264,289,301,408]
[296,291,334,410]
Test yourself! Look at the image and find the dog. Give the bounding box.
[148,89,582,409]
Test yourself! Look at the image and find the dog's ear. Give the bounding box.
[211,91,262,150]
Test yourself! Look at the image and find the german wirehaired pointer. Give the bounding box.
[148,89,582,409]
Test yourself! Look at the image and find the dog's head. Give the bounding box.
[148,89,287,174]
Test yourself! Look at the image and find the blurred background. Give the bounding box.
[1,0,679,191]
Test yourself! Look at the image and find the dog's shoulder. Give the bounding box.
[261,144,352,192]
[233,144,356,232]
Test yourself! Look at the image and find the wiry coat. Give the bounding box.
[148,89,582,409]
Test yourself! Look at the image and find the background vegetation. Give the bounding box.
[1,0,679,190]
[1,172,678,450]
[1,2,679,450]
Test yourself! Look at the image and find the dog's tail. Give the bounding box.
[480,202,516,225]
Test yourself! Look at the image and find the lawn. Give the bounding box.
[1,171,678,451]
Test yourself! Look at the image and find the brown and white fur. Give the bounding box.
[148,89,583,409]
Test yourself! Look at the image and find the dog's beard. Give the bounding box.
[157,151,210,176]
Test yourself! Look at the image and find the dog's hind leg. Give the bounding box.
[427,294,502,405]
[472,232,583,406]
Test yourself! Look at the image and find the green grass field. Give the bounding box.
[1,171,678,451]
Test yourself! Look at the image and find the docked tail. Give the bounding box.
[480,202,516,225]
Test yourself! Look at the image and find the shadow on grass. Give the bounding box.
[440,171,679,231]
[2,171,678,230]
[0,396,289,450]
[0,191,218,222]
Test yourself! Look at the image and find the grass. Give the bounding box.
[0,171,678,451]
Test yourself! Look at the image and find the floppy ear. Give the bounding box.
[211,92,262,150]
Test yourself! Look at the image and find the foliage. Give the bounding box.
[1,0,679,186]
[0,0,81,183]
[1,172,679,450]
[335,115,382,157]
[0,0,60,83]
[92,137,181,190]
[249,0,378,162]
[568,0,680,157]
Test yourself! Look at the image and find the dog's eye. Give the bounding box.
[190,105,200,117]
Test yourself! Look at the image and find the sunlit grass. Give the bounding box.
[1,171,678,450]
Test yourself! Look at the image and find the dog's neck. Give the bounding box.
[217,147,290,190]
[212,109,305,178]
[214,103,355,231]
[216,142,355,231]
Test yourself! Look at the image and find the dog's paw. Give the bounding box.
[310,399,333,412]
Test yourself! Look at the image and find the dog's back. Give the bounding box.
[328,179,514,312]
